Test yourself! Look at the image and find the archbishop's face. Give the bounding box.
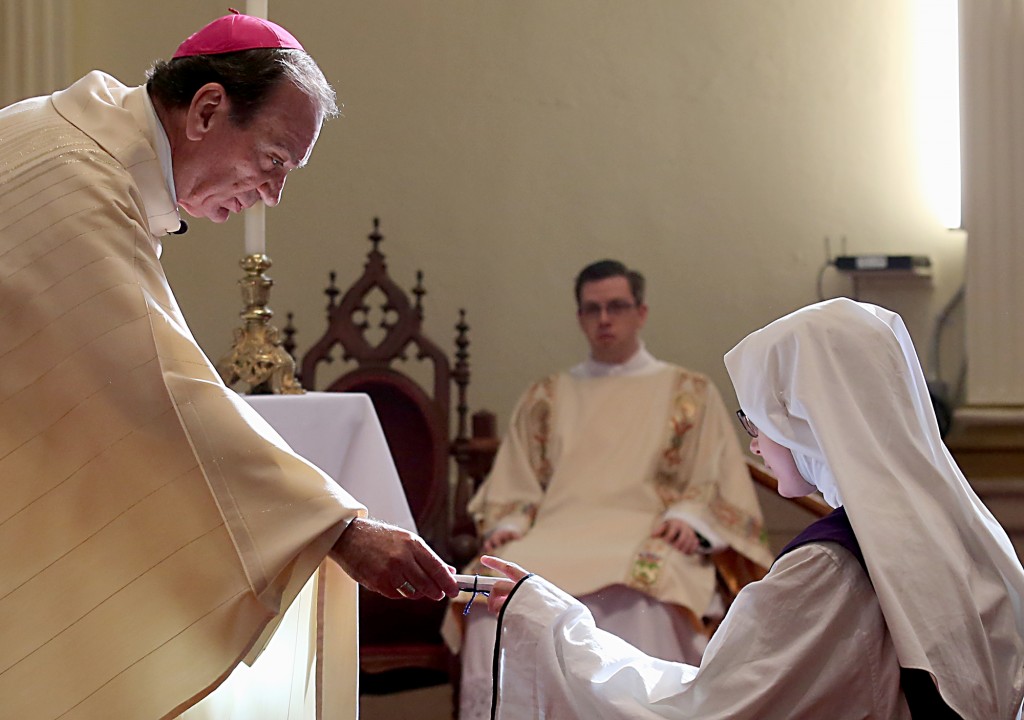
[176,80,321,223]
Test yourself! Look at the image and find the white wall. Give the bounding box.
[68,0,966,434]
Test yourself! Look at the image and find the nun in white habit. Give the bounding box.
[481,298,1024,720]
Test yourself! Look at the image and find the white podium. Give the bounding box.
[246,392,415,532]
[181,392,413,720]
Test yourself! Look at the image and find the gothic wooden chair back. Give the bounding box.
[293,218,497,692]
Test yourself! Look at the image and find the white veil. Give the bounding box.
[724,298,1024,718]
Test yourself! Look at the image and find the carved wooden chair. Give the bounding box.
[292,218,498,695]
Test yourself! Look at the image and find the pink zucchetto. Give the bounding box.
[172,8,304,59]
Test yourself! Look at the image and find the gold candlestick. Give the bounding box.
[216,253,304,395]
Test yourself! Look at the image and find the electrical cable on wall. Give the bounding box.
[926,284,965,438]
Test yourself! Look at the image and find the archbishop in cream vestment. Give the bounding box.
[0,72,364,719]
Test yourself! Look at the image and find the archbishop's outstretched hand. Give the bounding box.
[330,517,459,601]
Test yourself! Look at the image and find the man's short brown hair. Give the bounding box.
[574,259,645,306]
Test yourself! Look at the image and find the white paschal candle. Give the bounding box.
[244,204,265,256]
[243,0,268,256]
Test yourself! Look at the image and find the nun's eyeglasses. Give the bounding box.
[736,409,758,438]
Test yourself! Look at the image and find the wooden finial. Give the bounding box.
[412,270,426,317]
[453,308,470,441]
[369,216,383,253]
[325,270,339,313]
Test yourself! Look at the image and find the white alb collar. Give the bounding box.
[141,89,178,209]
[571,343,660,379]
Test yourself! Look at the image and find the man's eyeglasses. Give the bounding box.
[736,409,758,438]
[578,299,636,319]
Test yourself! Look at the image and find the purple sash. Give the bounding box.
[777,505,864,570]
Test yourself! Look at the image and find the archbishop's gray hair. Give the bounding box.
[147,47,339,127]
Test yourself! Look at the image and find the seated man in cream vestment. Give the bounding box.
[449,259,774,720]
[0,12,457,720]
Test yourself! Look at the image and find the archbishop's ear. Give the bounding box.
[184,82,230,141]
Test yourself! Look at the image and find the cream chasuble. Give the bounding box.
[465,360,772,621]
[0,72,364,719]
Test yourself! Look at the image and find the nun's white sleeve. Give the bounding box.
[493,543,910,720]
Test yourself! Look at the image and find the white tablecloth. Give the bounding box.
[246,391,416,532]
[182,391,414,720]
